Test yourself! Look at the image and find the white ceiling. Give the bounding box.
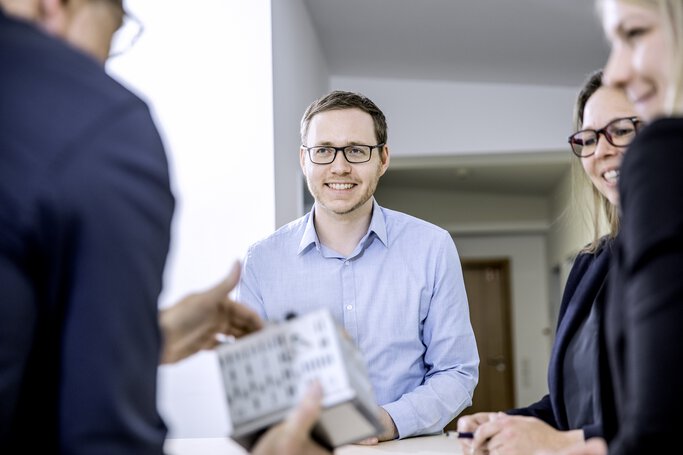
[302,0,608,195]
[303,0,609,86]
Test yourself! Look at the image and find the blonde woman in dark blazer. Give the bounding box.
[458,70,641,455]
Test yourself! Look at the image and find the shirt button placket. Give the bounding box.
[341,259,358,341]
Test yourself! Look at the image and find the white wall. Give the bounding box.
[271,0,329,228]
[330,76,579,156]
[454,235,551,407]
[375,187,549,234]
[108,0,274,438]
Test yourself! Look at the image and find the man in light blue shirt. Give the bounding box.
[237,90,479,442]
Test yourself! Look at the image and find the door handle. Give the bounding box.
[486,356,507,372]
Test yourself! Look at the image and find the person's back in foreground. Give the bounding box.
[0,4,173,452]
[0,2,327,453]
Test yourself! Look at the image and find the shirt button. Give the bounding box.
[346,305,353,310]
[344,260,350,266]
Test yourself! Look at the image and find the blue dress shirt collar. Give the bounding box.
[297,199,388,256]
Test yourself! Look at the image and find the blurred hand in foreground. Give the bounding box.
[159,260,262,364]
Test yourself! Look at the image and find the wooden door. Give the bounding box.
[446,259,515,430]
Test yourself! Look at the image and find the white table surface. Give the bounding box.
[165,433,463,454]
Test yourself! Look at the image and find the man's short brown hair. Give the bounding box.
[300,90,388,145]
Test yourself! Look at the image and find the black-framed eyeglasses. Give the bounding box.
[109,10,144,58]
[568,116,642,158]
[303,144,384,164]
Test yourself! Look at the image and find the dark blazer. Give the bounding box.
[600,117,683,455]
[508,239,611,440]
[0,12,174,454]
